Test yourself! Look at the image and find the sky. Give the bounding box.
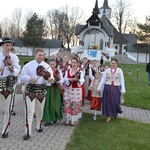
[0,0,149,23]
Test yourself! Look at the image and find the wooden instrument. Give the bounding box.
[36,65,51,80]
[52,68,65,94]
[82,60,90,70]
[60,62,69,74]
[1,55,14,75]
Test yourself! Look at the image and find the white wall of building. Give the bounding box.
[0,46,59,57]
[79,26,109,50]
[127,52,149,63]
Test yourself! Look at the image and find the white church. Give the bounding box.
[74,0,137,62]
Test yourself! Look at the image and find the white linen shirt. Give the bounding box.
[0,52,20,77]
[20,60,53,85]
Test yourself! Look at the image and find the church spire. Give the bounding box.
[92,0,99,15]
[103,6,106,16]
[102,0,111,9]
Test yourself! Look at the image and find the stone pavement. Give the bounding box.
[0,94,150,150]
[0,94,74,150]
[83,100,150,123]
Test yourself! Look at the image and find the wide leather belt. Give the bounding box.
[0,76,17,99]
[0,76,17,89]
[25,83,46,93]
[25,83,46,102]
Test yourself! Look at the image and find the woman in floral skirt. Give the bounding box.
[63,57,84,126]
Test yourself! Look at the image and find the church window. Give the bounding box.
[115,45,118,49]
[124,46,127,50]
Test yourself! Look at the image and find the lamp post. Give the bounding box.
[123,62,126,71]
[135,68,141,82]
[128,64,132,75]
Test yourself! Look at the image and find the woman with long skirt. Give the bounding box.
[63,57,84,126]
[43,59,64,125]
[97,58,126,123]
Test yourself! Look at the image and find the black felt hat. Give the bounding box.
[0,37,15,46]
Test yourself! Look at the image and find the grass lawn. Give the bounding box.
[19,56,34,67]
[65,113,150,150]
[119,63,150,110]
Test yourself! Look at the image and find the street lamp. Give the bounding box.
[135,68,141,82]
[123,62,126,71]
[128,64,132,75]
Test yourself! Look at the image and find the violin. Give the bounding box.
[60,62,69,74]
[54,69,60,82]
[2,55,14,73]
[75,71,81,82]
[82,60,90,70]
[36,65,51,80]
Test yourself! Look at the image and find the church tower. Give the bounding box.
[99,0,112,20]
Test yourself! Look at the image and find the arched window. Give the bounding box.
[115,45,118,49]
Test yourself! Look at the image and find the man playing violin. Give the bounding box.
[0,37,21,138]
[20,48,54,140]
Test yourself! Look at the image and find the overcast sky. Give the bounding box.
[0,0,149,23]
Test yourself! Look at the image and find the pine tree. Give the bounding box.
[137,16,150,44]
[22,13,47,53]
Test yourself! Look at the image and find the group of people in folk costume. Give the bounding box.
[0,37,126,140]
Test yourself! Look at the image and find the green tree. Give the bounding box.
[137,16,150,44]
[22,13,47,54]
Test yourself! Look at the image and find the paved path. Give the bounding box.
[83,100,150,123]
[0,94,150,150]
[0,94,74,150]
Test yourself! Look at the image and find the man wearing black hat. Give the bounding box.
[0,37,21,138]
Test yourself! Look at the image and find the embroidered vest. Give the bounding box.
[105,68,121,86]
[67,69,81,88]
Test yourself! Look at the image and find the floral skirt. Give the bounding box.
[63,86,82,122]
